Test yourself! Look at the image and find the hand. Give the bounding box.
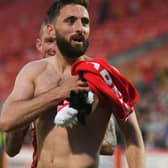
[59,75,90,97]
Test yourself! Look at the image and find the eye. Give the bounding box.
[45,38,55,43]
[65,16,76,25]
[82,18,89,26]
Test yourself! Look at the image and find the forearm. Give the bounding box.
[4,126,29,157]
[1,86,68,131]
[124,121,145,168]
[118,113,145,168]
[125,140,145,168]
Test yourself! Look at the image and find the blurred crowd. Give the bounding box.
[136,66,168,149]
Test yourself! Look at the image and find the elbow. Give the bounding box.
[5,147,20,157]
[0,124,14,132]
[0,118,15,132]
[0,104,17,132]
[0,123,11,132]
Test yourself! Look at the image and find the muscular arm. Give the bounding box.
[116,112,145,168]
[0,63,64,131]
[0,62,89,131]
[4,125,29,157]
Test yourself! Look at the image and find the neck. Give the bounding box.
[53,51,86,73]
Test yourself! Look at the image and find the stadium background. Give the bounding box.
[0,0,168,167]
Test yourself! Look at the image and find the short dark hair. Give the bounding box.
[47,0,89,23]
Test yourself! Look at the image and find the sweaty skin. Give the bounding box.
[0,3,144,168]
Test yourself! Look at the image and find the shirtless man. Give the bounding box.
[0,0,144,168]
[5,17,117,161]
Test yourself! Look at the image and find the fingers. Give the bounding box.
[78,86,90,92]
[74,79,89,92]
[67,76,89,88]
[60,75,90,95]
[77,80,88,87]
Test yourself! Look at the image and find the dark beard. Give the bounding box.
[56,30,89,58]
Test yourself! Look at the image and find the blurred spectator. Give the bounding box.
[129,0,140,14]
[135,66,168,149]
[98,0,110,24]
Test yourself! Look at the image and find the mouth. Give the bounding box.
[71,34,85,44]
[47,49,56,56]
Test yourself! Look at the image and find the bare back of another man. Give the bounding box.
[0,1,144,168]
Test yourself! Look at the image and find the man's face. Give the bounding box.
[36,26,56,58]
[53,4,90,58]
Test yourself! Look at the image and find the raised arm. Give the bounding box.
[116,112,145,168]
[0,62,89,131]
[0,63,50,131]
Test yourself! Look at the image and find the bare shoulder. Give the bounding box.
[5,59,50,102]
[14,59,51,83]
[19,59,48,76]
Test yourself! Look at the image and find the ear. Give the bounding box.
[36,38,42,52]
[46,24,56,38]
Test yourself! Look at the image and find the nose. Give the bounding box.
[74,20,84,33]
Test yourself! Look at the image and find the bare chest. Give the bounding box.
[34,69,62,97]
